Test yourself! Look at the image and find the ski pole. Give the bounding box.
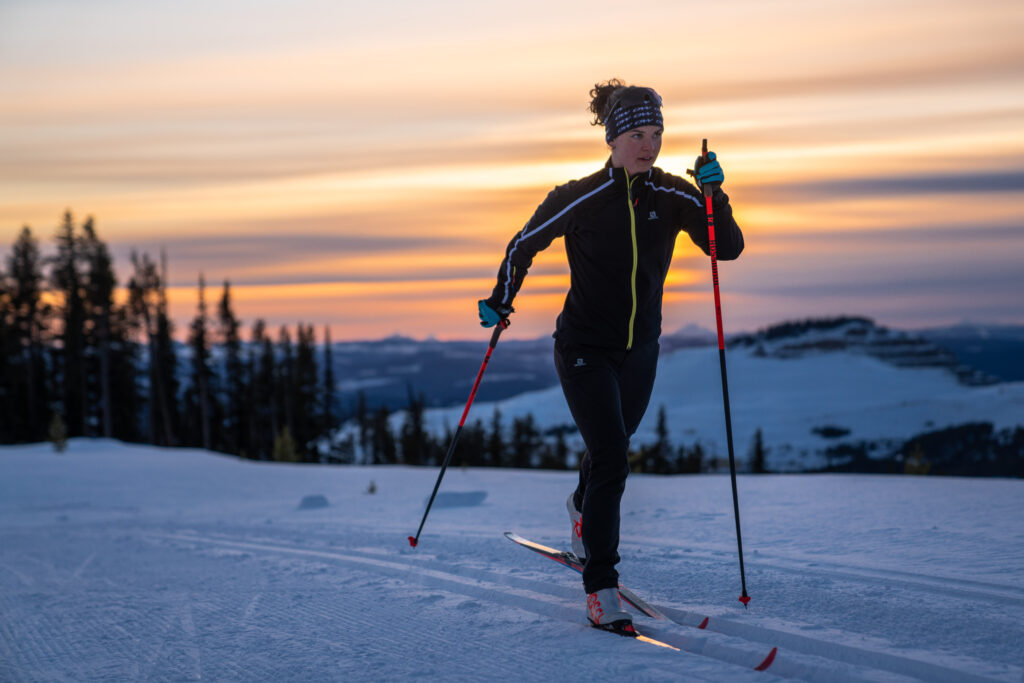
[408,317,510,548]
[694,138,751,607]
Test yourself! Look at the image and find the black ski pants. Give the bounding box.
[554,338,659,594]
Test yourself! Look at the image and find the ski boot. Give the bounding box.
[566,492,586,562]
[587,588,634,635]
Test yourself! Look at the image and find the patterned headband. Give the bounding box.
[605,87,663,143]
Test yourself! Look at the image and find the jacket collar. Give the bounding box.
[603,158,653,182]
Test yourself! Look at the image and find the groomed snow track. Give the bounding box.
[151,529,1018,682]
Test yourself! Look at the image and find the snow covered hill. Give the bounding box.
[317,318,1024,416]
[1,440,1022,681]
[412,339,1024,473]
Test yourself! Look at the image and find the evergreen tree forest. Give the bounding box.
[0,213,336,462]
[0,211,714,472]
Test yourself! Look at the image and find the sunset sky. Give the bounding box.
[2,0,1022,342]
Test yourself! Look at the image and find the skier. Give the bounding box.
[478,79,745,631]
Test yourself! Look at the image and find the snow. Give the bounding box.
[416,346,1024,471]
[2,439,1023,681]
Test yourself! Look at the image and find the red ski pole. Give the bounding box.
[408,318,510,548]
[695,138,751,606]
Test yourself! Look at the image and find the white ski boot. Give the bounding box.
[566,492,586,561]
[586,588,632,631]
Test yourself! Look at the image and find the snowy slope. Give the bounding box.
[2,440,1023,681]
[414,346,1024,471]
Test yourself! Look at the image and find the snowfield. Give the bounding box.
[2,440,1023,681]
[414,346,1024,472]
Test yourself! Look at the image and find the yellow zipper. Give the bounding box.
[625,172,639,350]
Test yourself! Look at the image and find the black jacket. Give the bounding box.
[487,161,744,350]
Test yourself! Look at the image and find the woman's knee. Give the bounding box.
[587,444,630,485]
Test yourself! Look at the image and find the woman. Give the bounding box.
[478,79,744,632]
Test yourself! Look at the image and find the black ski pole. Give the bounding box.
[408,318,510,548]
[692,138,751,606]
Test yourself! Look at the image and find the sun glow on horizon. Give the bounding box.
[2,0,1022,340]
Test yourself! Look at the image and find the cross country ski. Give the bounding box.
[504,531,778,671]
[504,531,667,620]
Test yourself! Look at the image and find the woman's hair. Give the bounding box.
[588,78,627,126]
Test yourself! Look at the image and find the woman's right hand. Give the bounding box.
[478,300,512,327]
[693,151,724,191]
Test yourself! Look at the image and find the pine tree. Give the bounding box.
[250,319,277,460]
[153,264,180,445]
[400,389,428,465]
[455,420,486,468]
[217,280,245,456]
[642,406,672,474]
[553,429,569,469]
[0,256,16,442]
[106,302,142,443]
[322,325,336,444]
[5,227,50,441]
[537,427,565,470]
[510,414,541,469]
[80,217,121,438]
[276,325,295,450]
[245,320,263,459]
[186,274,217,450]
[680,442,706,474]
[129,251,177,446]
[50,211,88,436]
[487,408,505,468]
[749,428,768,474]
[291,324,320,461]
[371,405,396,464]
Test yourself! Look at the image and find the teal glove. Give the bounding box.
[693,151,724,191]
[478,299,512,328]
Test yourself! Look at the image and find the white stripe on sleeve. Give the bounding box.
[500,177,615,303]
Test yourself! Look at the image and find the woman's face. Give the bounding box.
[609,125,663,176]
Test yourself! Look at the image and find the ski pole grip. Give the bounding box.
[701,138,712,198]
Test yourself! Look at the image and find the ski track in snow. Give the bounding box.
[150,527,1022,683]
[2,441,1023,681]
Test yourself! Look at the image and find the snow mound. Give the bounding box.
[297,494,329,510]
[429,491,487,508]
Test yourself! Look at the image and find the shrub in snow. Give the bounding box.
[48,413,67,453]
[273,427,300,462]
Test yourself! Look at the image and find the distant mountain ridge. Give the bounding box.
[917,323,1024,383]
[323,317,1023,415]
[325,325,720,414]
[729,316,1003,386]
